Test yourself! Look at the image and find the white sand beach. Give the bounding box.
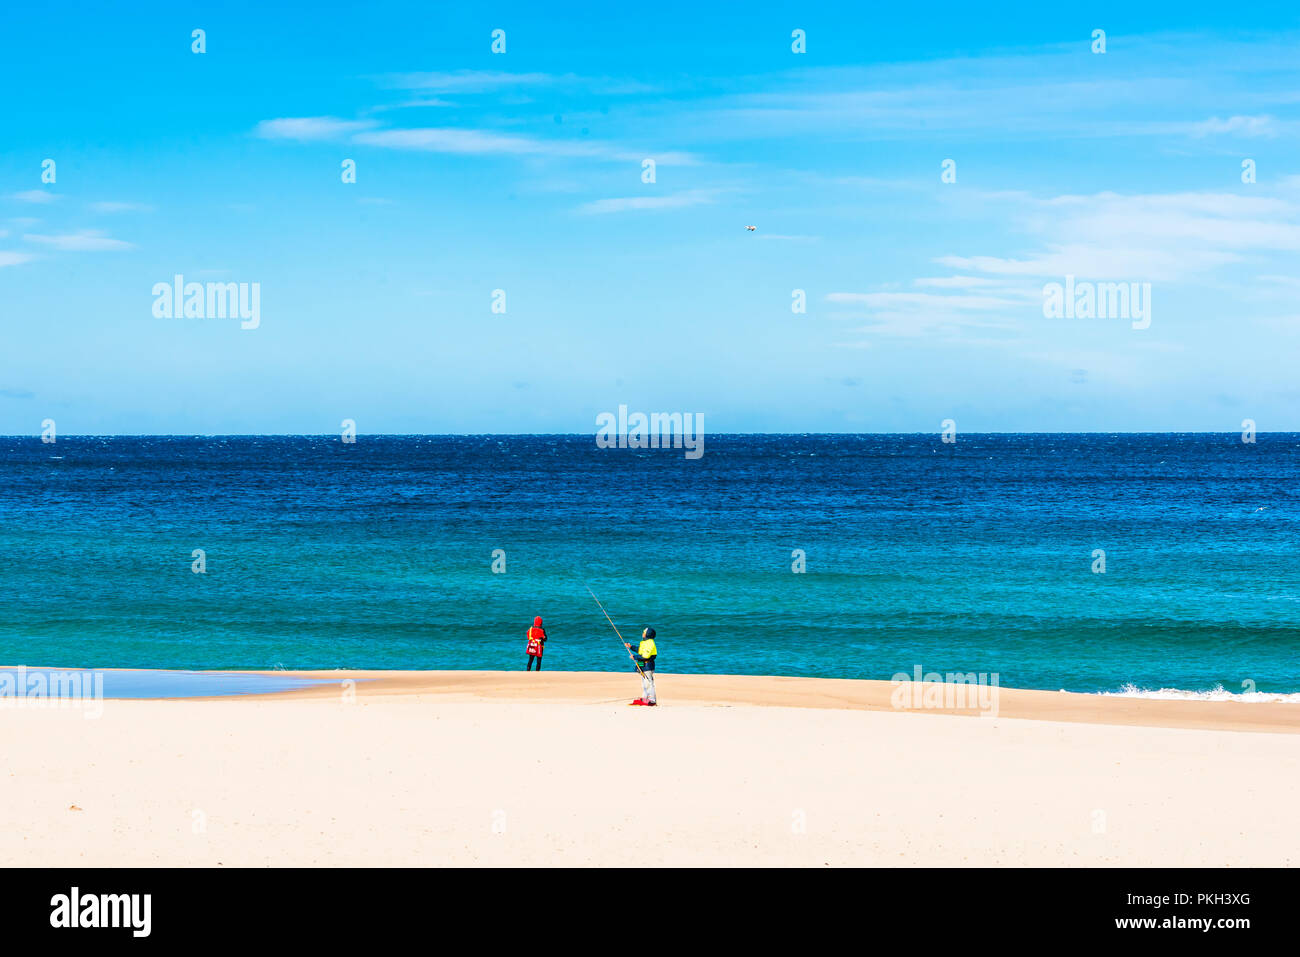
[3,671,1297,867]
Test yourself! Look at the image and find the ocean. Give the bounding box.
[2,434,1297,696]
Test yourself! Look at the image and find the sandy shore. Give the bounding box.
[3,671,1298,866]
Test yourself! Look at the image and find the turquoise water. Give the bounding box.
[2,434,1298,695]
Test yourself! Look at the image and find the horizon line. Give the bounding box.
[5,430,1295,439]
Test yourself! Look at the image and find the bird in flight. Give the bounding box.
[744,225,756,231]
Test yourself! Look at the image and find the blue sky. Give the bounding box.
[3,1,1300,433]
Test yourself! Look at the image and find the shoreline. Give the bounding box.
[235,670,1300,734]
[5,667,1297,734]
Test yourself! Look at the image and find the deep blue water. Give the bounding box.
[1,434,1297,695]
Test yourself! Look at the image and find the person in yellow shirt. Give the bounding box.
[624,627,658,706]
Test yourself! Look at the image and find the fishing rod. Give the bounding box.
[587,587,645,677]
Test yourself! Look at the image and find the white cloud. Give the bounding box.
[23,230,133,251]
[1257,274,1300,288]
[355,126,596,156]
[822,184,1300,350]
[938,246,1240,283]
[89,201,150,213]
[1189,114,1277,138]
[914,275,1016,289]
[255,116,378,141]
[827,291,1019,311]
[10,190,57,204]
[376,71,659,97]
[368,98,457,112]
[576,190,721,214]
[824,283,1032,345]
[938,190,1300,283]
[380,71,557,92]
[352,126,696,165]
[602,34,1300,151]
[0,251,32,267]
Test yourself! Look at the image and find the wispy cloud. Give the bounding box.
[824,181,1300,352]
[367,97,457,113]
[827,291,1023,311]
[826,267,1050,347]
[1188,114,1278,138]
[1257,274,1300,288]
[824,278,1037,346]
[0,251,33,267]
[935,189,1300,283]
[379,70,558,93]
[88,200,151,214]
[355,126,601,156]
[352,126,695,165]
[255,116,379,141]
[23,230,133,251]
[576,189,721,214]
[9,190,57,204]
[914,275,1013,289]
[616,35,1300,146]
[376,70,660,97]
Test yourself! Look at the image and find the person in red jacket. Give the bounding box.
[525,616,547,671]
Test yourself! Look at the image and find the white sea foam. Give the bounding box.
[1100,683,1300,703]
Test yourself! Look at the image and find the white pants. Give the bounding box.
[640,670,657,705]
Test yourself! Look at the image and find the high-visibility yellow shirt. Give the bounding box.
[639,638,657,658]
